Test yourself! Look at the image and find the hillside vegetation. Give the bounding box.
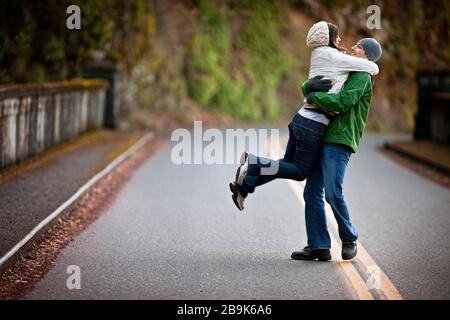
[1,0,449,131]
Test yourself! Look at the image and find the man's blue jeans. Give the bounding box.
[303,143,358,249]
[239,114,326,197]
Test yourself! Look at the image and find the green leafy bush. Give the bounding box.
[186,0,290,120]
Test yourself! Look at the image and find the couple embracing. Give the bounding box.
[230,21,382,261]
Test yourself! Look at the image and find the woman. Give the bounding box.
[230,21,379,211]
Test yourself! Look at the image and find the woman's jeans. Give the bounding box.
[303,143,358,249]
[239,113,326,197]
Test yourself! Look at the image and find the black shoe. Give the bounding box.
[235,151,248,185]
[229,182,238,194]
[291,246,331,261]
[342,241,357,260]
[229,182,245,211]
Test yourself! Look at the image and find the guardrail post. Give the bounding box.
[16,97,31,161]
[0,79,109,169]
[1,99,19,166]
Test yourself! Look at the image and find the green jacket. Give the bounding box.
[302,72,373,152]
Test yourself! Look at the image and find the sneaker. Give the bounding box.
[291,246,331,261]
[235,151,248,186]
[342,241,357,260]
[229,182,245,211]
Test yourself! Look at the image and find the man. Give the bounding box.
[291,38,382,261]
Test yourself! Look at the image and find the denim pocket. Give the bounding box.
[292,126,307,150]
[308,130,322,143]
[298,124,324,143]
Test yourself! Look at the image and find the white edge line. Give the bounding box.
[0,131,154,268]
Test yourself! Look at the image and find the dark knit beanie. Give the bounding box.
[360,38,382,62]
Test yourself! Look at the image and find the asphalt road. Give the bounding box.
[0,131,139,260]
[25,133,450,299]
[0,142,111,258]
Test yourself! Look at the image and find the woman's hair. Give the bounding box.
[327,23,349,53]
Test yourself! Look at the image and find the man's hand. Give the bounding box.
[306,76,332,93]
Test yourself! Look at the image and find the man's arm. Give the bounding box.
[301,80,309,98]
[308,72,371,113]
[301,76,331,98]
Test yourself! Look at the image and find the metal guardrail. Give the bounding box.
[0,79,108,169]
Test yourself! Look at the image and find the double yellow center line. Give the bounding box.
[287,179,402,300]
[271,137,403,300]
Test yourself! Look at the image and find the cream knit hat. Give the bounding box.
[306,21,329,48]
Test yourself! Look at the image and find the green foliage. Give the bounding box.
[186,0,290,120]
[188,0,230,105]
[236,0,290,119]
[3,0,447,127]
[0,0,153,83]
[187,0,259,120]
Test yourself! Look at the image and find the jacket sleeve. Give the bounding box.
[330,51,379,75]
[311,72,371,113]
[301,80,309,98]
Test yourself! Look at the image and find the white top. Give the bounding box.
[298,46,379,125]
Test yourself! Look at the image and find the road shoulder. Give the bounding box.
[0,130,166,299]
